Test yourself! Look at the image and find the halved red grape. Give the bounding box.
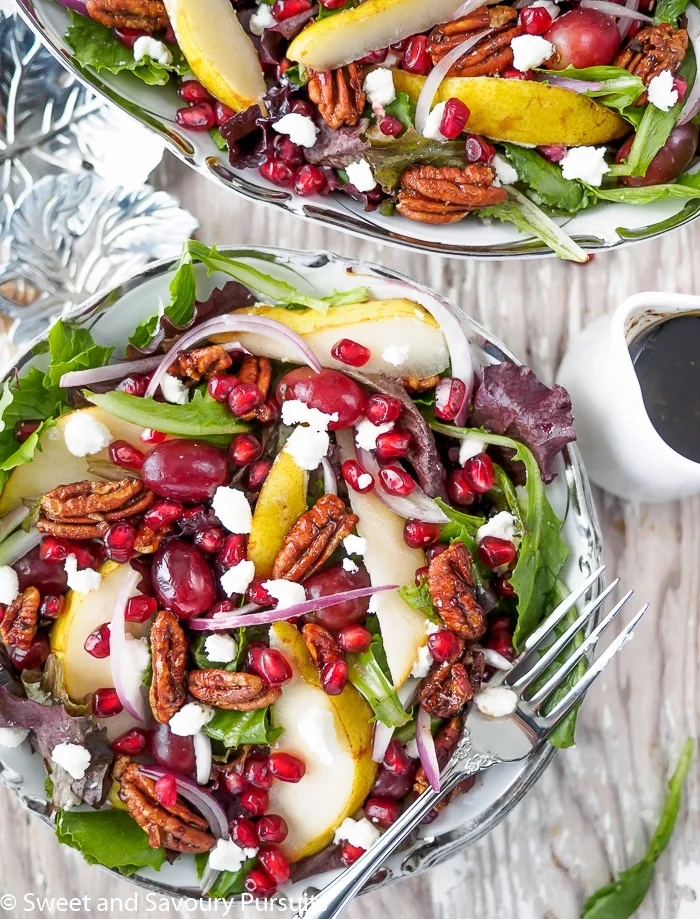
[617,123,699,187]
[546,9,620,69]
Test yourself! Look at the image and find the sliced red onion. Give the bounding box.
[138,766,229,837]
[194,732,213,785]
[320,457,337,496]
[357,445,449,524]
[0,528,41,567]
[211,601,260,619]
[0,505,30,546]
[188,584,397,631]
[416,706,440,792]
[55,0,88,14]
[534,73,603,93]
[145,316,321,399]
[415,31,491,134]
[372,721,395,763]
[110,570,148,722]
[581,0,651,22]
[617,0,641,39]
[679,6,700,124]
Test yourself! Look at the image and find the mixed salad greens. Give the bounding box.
[55,0,700,259]
[0,241,582,897]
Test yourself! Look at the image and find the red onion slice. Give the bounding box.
[138,766,229,837]
[194,732,213,785]
[450,0,487,19]
[55,0,89,14]
[188,584,397,631]
[617,0,641,39]
[416,706,441,792]
[679,6,700,124]
[320,457,337,496]
[581,0,651,21]
[534,73,603,93]
[372,721,395,763]
[356,445,449,524]
[110,570,148,722]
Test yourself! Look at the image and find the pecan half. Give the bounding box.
[149,610,188,724]
[38,478,154,540]
[1,587,40,651]
[308,64,366,129]
[428,6,521,77]
[302,623,344,673]
[134,523,169,555]
[417,649,485,718]
[614,23,688,102]
[115,758,215,853]
[237,355,272,422]
[168,345,232,384]
[86,0,168,30]
[402,373,441,393]
[188,670,281,711]
[427,542,487,640]
[397,165,507,225]
[272,494,359,582]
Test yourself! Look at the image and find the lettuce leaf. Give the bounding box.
[382,92,416,133]
[590,182,700,204]
[536,67,646,118]
[653,0,690,25]
[346,627,411,728]
[195,853,256,898]
[399,580,442,624]
[204,707,283,748]
[501,144,592,214]
[364,127,466,191]
[56,810,165,876]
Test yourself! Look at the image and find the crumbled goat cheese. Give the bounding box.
[481,648,514,671]
[64,554,102,593]
[169,702,215,736]
[355,417,393,451]
[346,160,377,192]
[249,2,276,35]
[647,69,678,112]
[0,566,19,605]
[213,486,252,534]
[281,399,338,430]
[459,434,486,465]
[51,743,91,780]
[0,727,29,748]
[510,34,554,71]
[342,557,360,573]
[475,686,519,718]
[284,425,330,470]
[422,102,447,141]
[205,633,238,664]
[209,838,258,872]
[382,345,410,366]
[272,113,319,148]
[529,0,559,19]
[160,374,189,405]
[220,559,256,597]
[492,154,519,186]
[334,817,380,850]
[263,579,306,609]
[363,68,396,108]
[298,707,342,765]
[357,473,373,490]
[410,644,432,679]
[133,36,172,66]
[124,636,150,683]
[343,534,367,556]
[63,413,112,457]
[560,146,610,187]
[477,511,518,544]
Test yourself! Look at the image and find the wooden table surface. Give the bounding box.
[1,153,698,919]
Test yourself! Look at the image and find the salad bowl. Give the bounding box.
[15,0,700,261]
[0,247,602,903]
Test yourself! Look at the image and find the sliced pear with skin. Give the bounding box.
[288,0,464,71]
[164,0,266,113]
[391,72,630,146]
[210,300,449,379]
[267,622,377,862]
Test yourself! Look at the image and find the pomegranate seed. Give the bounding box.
[245,754,272,789]
[112,26,147,49]
[177,80,214,103]
[247,458,272,491]
[365,796,400,827]
[337,624,372,653]
[384,739,411,776]
[435,377,467,421]
[485,629,515,661]
[674,76,688,100]
[478,536,517,569]
[176,102,216,131]
[503,67,532,80]
[256,814,288,844]
[489,615,513,634]
[319,0,346,7]
[365,394,402,425]
[111,728,148,755]
[339,842,365,866]
[378,465,415,496]
[155,773,178,807]
[463,453,494,493]
[414,565,429,586]
[537,144,566,163]
[376,429,412,460]
[109,440,144,470]
[274,135,304,166]
[39,595,64,620]
[494,574,516,599]
[71,542,100,569]
[14,420,41,443]
[246,642,265,674]
[403,519,440,549]
[144,499,183,530]
[104,522,136,563]
[426,543,448,565]
[246,577,273,606]
[207,374,238,402]
[331,338,371,368]
[141,428,167,444]
[268,751,306,783]
[219,533,248,568]
[272,0,311,19]
[215,102,235,126]
[379,115,404,136]
[92,687,123,718]
[244,867,277,898]
[359,47,388,64]
[294,164,327,196]
[240,785,269,816]
[428,629,462,662]
[259,847,291,884]
[520,6,552,33]
[84,623,111,659]
[194,526,225,553]
[341,459,374,493]
[402,35,432,74]
[260,157,294,187]
[439,97,470,139]
[40,536,71,563]
[229,433,262,467]
[125,595,157,623]
[10,635,49,670]
[447,468,475,506]
[229,383,264,417]
[321,658,348,695]
[291,99,316,118]
[465,134,496,164]
[117,373,150,396]
[222,769,248,797]
[230,817,260,849]
[256,648,293,686]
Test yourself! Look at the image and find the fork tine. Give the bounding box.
[506,576,619,692]
[543,603,649,727]
[523,565,606,653]
[527,590,634,707]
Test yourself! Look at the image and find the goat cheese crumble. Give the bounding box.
[510,35,554,71]
[334,817,380,850]
[492,154,519,186]
[343,535,367,556]
[124,635,151,683]
[209,838,259,872]
[0,727,29,748]
[422,102,447,141]
[64,554,102,593]
[213,487,252,534]
[63,413,112,457]
[459,434,486,465]
[647,69,678,112]
[363,68,396,108]
[169,702,215,736]
[133,36,172,66]
[345,160,377,192]
[160,374,189,405]
[51,743,91,780]
[281,399,338,431]
[220,559,256,597]
[272,113,319,148]
[263,579,306,609]
[477,511,518,544]
[249,2,276,35]
[355,417,393,451]
[284,425,330,470]
[0,566,19,605]
[474,686,519,718]
[205,633,238,664]
[342,557,360,573]
[560,145,610,186]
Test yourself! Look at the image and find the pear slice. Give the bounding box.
[163,0,267,112]
[287,0,465,71]
[267,623,377,862]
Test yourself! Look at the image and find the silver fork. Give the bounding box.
[291,565,648,919]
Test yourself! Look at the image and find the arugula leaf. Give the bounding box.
[195,853,257,898]
[501,144,592,214]
[65,12,188,86]
[653,0,690,25]
[581,739,694,918]
[204,707,283,748]
[383,92,416,132]
[55,809,165,876]
[537,67,646,117]
[346,630,411,728]
[399,580,442,624]
[365,127,466,191]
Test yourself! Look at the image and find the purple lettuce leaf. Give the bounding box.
[470,363,576,483]
[268,4,317,38]
[305,118,370,169]
[219,84,294,169]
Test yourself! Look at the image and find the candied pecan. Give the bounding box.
[427,542,487,640]
[115,758,215,853]
[402,373,441,393]
[428,6,521,77]
[188,670,281,711]
[397,165,506,225]
[308,63,366,130]
[38,478,154,540]
[614,23,688,102]
[168,346,232,384]
[237,355,272,422]
[302,623,343,672]
[272,494,359,582]
[133,522,168,555]
[149,610,188,724]
[418,649,485,718]
[1,587,40,651]
[86,0,168,30]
